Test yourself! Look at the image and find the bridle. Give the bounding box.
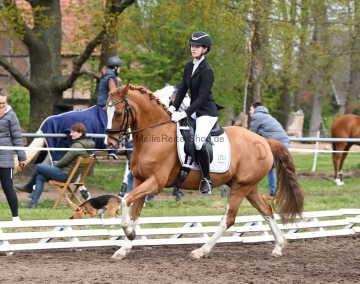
[105,97,172,148]
[105,97,134,148]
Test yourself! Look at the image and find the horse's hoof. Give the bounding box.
[189,251,202,259]
[334,179,345,186]
[271,252,283,258]
[111,252,126,260]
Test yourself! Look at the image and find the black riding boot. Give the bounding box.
[197,144,213,194]
[119,182,128,197]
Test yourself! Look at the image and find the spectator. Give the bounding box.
[0,87,26,221]
[249,102,290,200]
[14,122,95,209]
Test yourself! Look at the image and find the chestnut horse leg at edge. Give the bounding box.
[331,114,360,186]
[105,82,304,260]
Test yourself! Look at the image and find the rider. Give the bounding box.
[97,56,123,160]
[168,31,223,195]
[97,56,123,108]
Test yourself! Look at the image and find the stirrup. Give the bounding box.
[199,178,212,194]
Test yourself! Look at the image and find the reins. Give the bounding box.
[128,120,173,134]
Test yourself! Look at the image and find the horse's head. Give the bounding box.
[105,81,133,149]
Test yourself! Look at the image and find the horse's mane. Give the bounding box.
[129,84,169,113]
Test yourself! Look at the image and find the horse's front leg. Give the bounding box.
[112,176,162,260]
[111,197,144,260]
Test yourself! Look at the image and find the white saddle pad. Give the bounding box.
[176,124,231,173]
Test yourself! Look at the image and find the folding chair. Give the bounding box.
[50,156,95,209]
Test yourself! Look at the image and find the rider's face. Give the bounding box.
[190,44,207,59]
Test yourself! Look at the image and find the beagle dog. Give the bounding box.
[69,195,122,219]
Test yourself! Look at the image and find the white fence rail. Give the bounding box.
[1,209,359,255]
[20,133,360,143]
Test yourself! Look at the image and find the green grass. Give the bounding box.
[291,152,360,175]
[1,151,360,221]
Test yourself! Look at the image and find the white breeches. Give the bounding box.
[192,114,218,150]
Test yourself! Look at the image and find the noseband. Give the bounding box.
[105,97,134,148]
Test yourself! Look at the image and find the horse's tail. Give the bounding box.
[266,139,304,224]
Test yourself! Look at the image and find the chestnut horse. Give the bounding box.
[331,114,360,186]
[105,83,304,260]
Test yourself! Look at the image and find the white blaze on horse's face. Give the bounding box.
[105,103,115,145]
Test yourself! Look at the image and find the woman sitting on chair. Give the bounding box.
[15,122,95,209]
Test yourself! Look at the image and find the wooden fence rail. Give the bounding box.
[1,209,359,256]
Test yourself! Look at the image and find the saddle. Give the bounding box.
[179,117,224,165]
[172,117,225,190]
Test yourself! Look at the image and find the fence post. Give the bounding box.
[311,124,321,172]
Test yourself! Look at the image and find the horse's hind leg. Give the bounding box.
[337,143,352,185]
[190,185,247,259]
[246,188,287,257]
[333,143,348,186]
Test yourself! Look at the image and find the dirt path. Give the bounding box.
[1,236,359,283]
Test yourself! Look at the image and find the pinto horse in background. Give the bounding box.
[105,83,304,260]
[331,114,360,186]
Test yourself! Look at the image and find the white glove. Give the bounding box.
[167,105,176,114]
[171,111,187,122]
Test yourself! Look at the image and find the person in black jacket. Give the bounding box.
[168,31,222,195]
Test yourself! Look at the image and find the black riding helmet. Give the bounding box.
[188,31,212,54]
[107,56,123,67]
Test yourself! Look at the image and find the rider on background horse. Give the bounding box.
[97,56,123,160]
[97,56,123,108]
[168,31,223,194]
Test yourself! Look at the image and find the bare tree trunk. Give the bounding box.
[309,87,323,137]
[279,78,291,127]
[278,1,297,127]
[248,0,272,108]
[309,0,327,137]
[294,0,310,112]
[346,0,360,114]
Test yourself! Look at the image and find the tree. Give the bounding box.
[346,0,360,114]
[0,0,135,132]
[116,0,247,123]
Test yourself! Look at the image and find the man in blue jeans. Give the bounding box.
[249,102,290,200]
